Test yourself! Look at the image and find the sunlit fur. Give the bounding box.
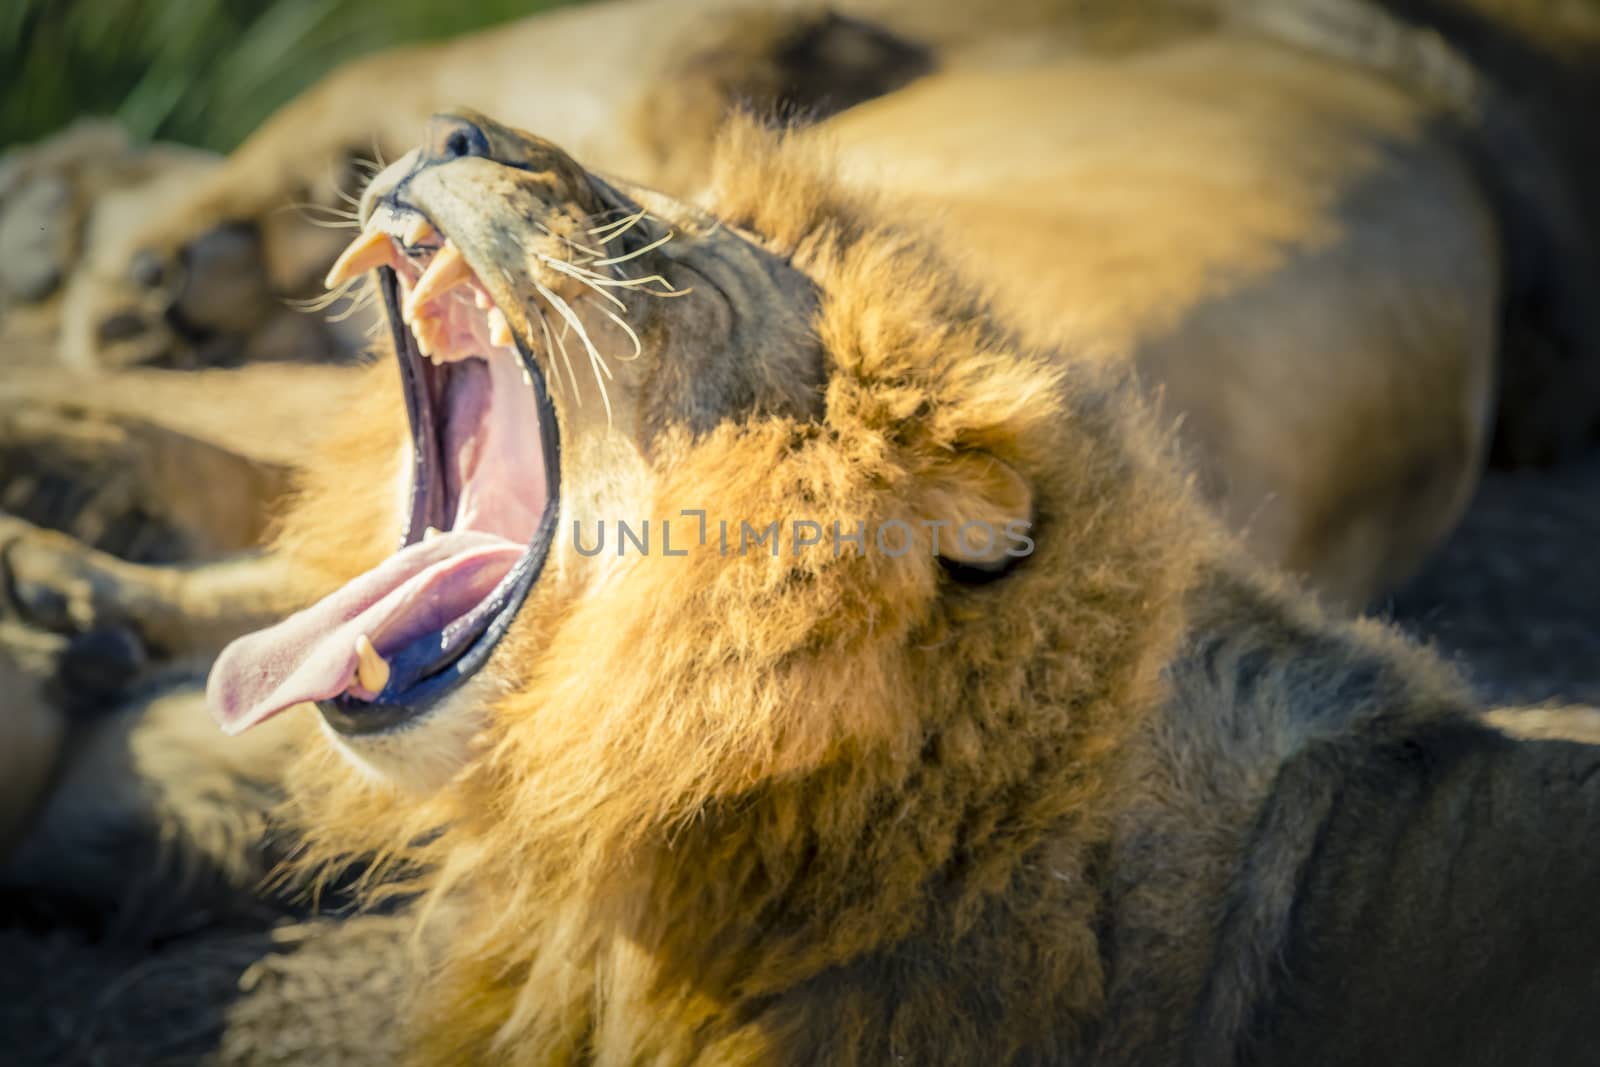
[268,119,1224,1063]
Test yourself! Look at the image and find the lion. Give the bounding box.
[13,0,1596,611]
[174,108,1600,1065]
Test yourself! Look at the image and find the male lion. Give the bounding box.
[183,109,1600,1065]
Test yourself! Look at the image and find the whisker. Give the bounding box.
[288,277,363,312]
[534,280,614,425]
[283,200,363,229]
[535,222,603,262]
[540,258,627,311]
[591,230,673,267]
[601,272,692,298]
[333,183,363,210]
[539,303,582,406]
[326,284,378,323]
[303,214,364,230]
[586,207,649,243]
[588,297,642,361]
[544,257,690,299]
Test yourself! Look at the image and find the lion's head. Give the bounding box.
[206,110,1203,1061]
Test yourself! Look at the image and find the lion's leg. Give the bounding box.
[2,678,306,931]
[0,630,68,857]
[0,393,291,560]
[0,521,306,866]
[1,516,305,661]
[57,0,939,372]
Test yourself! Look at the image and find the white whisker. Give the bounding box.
[535,221,603,262]
[540,257,627,311]
[587,297,642,362]
[546,258,690,299]
[540,303,582,406]
[326,284,378,323]
[534,279,614,425]
[591,230,674,267]
[586,207,649,244]
[285,200,362,230]
[289,277,362,312]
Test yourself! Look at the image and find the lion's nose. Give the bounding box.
[425,114,493,165]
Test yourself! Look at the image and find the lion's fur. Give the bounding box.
[260,120,1212,1062]
[812,35,1501,605]
[242,110,1600,1063]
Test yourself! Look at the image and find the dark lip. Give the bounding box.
[318,265,562,736]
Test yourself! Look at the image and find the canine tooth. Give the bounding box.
[324,229,394,288]
[354,635,390,694]
[473,288,492,310]
[487,306,513,347]
[522,368,533,387]
[413,318,436,358]
[424,525,441,541]
[403,217,436,247]
[406,241,472,321]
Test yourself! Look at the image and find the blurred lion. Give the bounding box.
[5,0,1598,611]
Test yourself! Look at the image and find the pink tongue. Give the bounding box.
[206,531,522,734]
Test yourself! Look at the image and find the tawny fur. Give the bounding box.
[267,121,1214,1063]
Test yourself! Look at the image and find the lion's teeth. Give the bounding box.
[406,241,472,321]
[487,307,512,347]
[473,288,492,311]
[324,229,394,289]
[354,634,390,694]
[424,526,441,541]
[403,217,436,248]
[412,317,436,358]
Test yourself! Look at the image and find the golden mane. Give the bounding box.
[278,118,1210,1063]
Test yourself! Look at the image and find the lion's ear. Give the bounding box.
[918,452,1035,573]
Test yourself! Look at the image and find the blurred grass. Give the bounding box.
[0,0,572,152]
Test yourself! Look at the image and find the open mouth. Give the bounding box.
[206,217,561,736]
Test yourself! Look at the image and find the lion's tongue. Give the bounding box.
[206,531,522,735]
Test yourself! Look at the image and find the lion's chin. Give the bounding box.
[206,226,562,739]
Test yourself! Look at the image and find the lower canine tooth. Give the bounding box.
[354,635,391,694]
[412,317,437,357]
[488,307,512,347]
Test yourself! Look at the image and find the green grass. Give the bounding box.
[0,0,571,152]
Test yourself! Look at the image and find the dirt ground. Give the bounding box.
[1,448,1597,1065]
